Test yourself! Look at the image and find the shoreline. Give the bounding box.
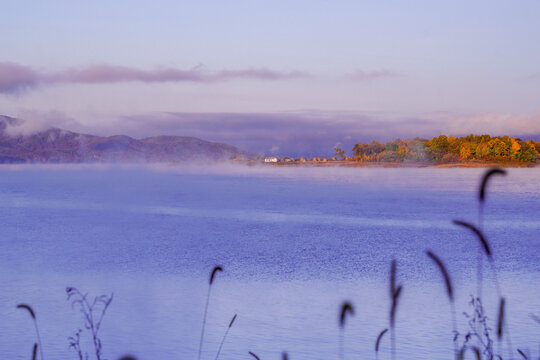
[0,161,537,169]
[256,160,538,168]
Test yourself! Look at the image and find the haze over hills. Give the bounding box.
[0,115,253,163]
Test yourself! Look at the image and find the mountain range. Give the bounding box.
[0,115,252,163]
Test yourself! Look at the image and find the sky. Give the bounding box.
[1,1,539,155]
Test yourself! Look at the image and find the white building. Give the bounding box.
[264,156,279,163]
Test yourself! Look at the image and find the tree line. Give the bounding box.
[334,135,539,164]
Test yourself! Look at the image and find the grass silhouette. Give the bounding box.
[375,328,388,359]
[426,250,458,355]
[215,313,237,360]
[338,301,354,360]
[16,304,44,360]
[66,287,113,360]
[389,259,402,360]
[198,265,223,360]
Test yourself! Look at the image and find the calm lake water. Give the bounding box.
[0,165,538,359]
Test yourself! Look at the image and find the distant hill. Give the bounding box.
[0,115,253,163]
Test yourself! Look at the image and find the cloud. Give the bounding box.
[347,69,399,81]
[526,72,540,81]
[3,109,80,136]
[443,111,540,137]
[0,62,40,93]
[0,62,311,94]
[0,62,401,95]
[212,68,310,81]
[4,109,539,156]
[48,65,208,84]
[89,109,538,157]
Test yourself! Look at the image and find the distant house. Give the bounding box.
[264,156,279,163]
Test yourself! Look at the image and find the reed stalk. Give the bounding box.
[375,328,388,360]
[389,259,402,360]
[198,266,223,360]
[478,168,513,359]
[426,250,458,356]
[215,314,237,360]
[339,301,354,360]
[17,304,44,360]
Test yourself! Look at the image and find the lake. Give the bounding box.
[0,165,538,359]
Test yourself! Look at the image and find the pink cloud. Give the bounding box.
[214,68,310,81]
[0,62,311,93]
[347,69,399,81]
[48,65,207,84]
[526,72,540,81]
[0,62,40,93]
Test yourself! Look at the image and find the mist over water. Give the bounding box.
[0,165,538,359]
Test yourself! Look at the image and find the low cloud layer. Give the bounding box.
[2,110,79,137]
[101,110,540,156]
[0,62,311,94]
[3,109,538,157]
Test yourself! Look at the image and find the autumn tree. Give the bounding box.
[347,134,538,164]
[334,147,345,160]
[366,141,385,156]
[352,142,366,158]
[426,135,450,162]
